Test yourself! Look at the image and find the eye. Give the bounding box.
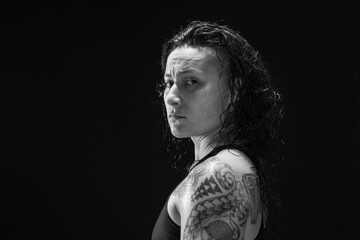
[184,78,198,86]
[163,80,174,89]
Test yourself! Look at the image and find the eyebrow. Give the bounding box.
[164,68,200,78]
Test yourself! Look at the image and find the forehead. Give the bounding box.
[165,46,223,75]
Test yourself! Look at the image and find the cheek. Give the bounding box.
[163,96,170,112]
[198,96,225,122]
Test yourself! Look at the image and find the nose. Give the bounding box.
[164,84,182,107]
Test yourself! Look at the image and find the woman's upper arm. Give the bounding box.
[180,157,262,240]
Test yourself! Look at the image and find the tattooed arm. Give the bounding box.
[179,156,262,240]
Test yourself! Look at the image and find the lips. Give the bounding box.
[169,113,185,119]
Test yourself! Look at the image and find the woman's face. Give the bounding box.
[163,45,229,139]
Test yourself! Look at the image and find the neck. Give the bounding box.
[191,127,222,161]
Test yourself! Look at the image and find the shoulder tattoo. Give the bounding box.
[171,157,220,200]
[183,162,261,240]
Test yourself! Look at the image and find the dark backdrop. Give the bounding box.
[1,1,358,240]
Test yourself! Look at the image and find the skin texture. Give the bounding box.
[163,45,229,140]
[172,156,261,240]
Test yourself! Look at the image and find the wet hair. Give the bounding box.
[157,20,284,240]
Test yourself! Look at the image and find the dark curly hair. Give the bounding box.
[156,20,284,240]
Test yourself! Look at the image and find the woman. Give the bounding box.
[152,21,283,240]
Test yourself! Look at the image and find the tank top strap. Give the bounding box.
[188,145,234,172]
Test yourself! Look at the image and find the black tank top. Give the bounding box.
[151,196,180,240]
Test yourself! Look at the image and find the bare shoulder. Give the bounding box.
[216,149,256,174]
[180,151,262,240]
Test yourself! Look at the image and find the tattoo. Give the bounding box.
[172,157,220,199]
[191,175,222,202]
[201,212,241,240]
[184,192,249,240]
[242,174,261,224]
[183,162,260,240]
[214,163,236,191]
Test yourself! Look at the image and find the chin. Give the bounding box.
[170,129,191,138]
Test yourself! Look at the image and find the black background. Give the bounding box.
[1,1,359,239]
